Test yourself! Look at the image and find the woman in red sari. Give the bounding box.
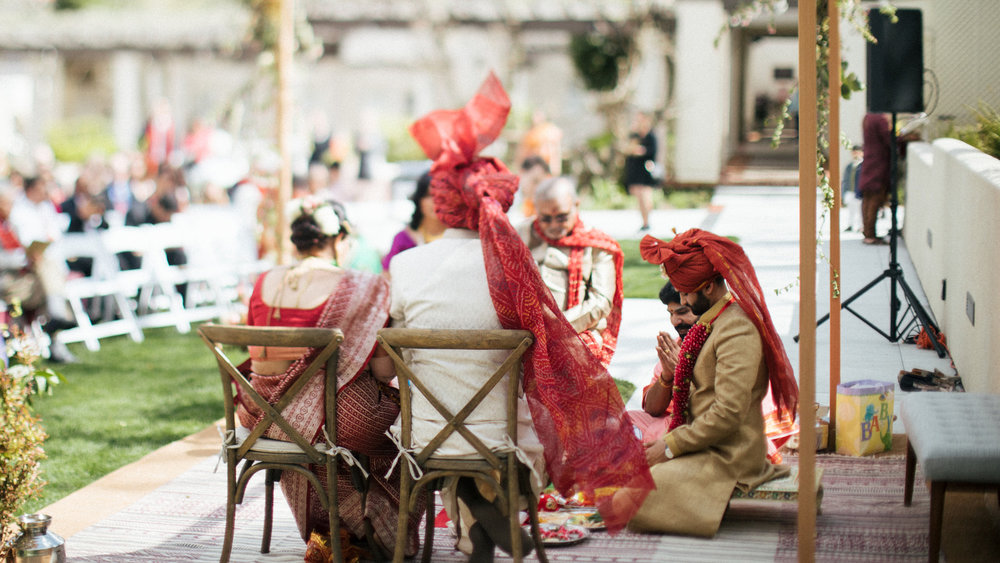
[237,196,420,556]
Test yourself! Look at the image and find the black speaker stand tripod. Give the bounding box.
[806,113,947,358]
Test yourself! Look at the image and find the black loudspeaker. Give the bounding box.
[867,8,924,113]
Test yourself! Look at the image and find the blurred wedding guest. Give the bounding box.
[1,182,76,362]
[842,144,863,232]
[306,161,332,198]
[145,165,190,225]
[516,155,551,218]
[859,113,891,244]
[9,176,66,252]
[104,154,152,271]
[237,196,421,556]
[144,166,190,299]
[103,153,149,227]
[181,117,214,165]
[324,161,349,202]
[623,111,658,232]
[354,108,383,182]
[292,174,310,199]
[142,98,175,174]
[515,110,562,176]
[63,176,109,234]
[307,109,332,165]
[517,176,623,367]
[381,171,445,272]
[61,176,109,278]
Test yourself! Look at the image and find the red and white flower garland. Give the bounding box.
[667,299,734,432]
[667,322,709,431]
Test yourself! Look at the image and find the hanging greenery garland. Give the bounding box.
[569,31,634,92]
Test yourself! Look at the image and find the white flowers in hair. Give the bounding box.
[312,205,341,237]
[287,196,341,237]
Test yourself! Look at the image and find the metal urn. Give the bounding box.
[10,514,65,563]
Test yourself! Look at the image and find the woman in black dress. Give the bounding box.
[623,111,658,231]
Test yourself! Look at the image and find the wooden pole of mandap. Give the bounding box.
[275,0,294,265]
[828,0,842,444]
[798,0,818,560]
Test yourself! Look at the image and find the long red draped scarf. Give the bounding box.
[531,220,624,366]
[410,73,653,532]
[640,230,798,421]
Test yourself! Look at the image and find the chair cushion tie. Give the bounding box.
[498,435,543,489]
[319,427,369,480]
[384,431,424,481]
[215,425,238,473]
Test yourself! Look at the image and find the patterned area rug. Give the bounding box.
[65,452,930,562]
[776,453,930,562]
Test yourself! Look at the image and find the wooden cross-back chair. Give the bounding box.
[198,323,346,563]
[376,327,548,563]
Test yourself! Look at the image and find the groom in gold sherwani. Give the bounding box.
[621,229,800,537]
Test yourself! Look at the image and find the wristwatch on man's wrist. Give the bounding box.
[664,443,675,459]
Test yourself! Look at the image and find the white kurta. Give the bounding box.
[388,228,544,471]
[389,228,546,554]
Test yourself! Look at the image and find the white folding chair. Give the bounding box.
[171,207,273,319]
[100,225,191,334]
[51,232,144,351]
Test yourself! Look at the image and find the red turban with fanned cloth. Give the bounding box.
[410,73,653,532]
[639,229,799,420]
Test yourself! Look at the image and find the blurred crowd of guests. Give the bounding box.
[0,106,388,363]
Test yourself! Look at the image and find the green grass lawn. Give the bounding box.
[25,327,220,512]
[620,238,664,299]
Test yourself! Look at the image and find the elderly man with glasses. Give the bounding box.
[517,176,623,366]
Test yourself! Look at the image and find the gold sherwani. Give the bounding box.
[629,295,790,537]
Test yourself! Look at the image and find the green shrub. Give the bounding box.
[663,187,713,209]
[583,177,633,210]
[970,102,1000,159]
[54,0,89,9]
[943,101,1000,160]
[569,31,633,92]
[1,325,60,556]
[383,116,427,163]
[613,378,637,403]
[46,116,117,163]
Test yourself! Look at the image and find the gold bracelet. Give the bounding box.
[656,376,672,390]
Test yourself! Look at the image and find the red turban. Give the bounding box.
[640,229,799,420]
[639,231,723,292]
[409,73,653,532]
[409,73,516,229]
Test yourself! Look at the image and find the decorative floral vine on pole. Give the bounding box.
[723,0,891,296]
